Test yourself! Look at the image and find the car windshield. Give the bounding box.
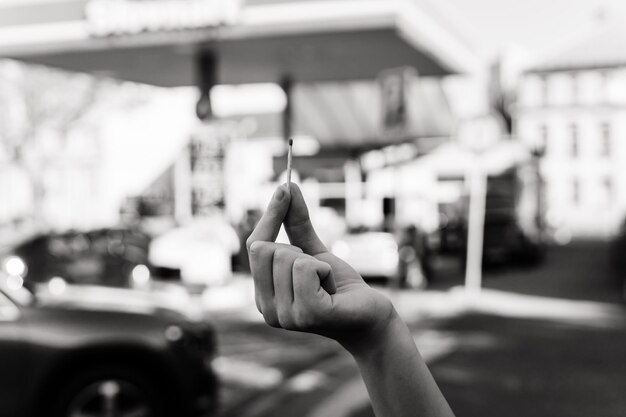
[14,230,150,286]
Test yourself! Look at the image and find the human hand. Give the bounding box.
[246,184,395,351]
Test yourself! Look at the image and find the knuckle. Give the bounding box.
[277,309,295,330]
[254,295,263,315]
[292,257,308,271]
[263,313,280,328]
[273,247,290,262]
[293,257,314,275]
[293,307,315,330]
[246,237,257,252]
[262,308,280,328]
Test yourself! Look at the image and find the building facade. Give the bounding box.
[516,66,626,238]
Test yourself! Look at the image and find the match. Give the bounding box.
[287,138,293,185]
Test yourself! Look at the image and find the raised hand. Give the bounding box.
[246,184,394,349]
[246,184,455,417]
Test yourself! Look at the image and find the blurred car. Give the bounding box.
[149,218,240,288]
[331,232,401,284]
[0,279,218,417]
[4,228,153,289]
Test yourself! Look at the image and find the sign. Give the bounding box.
[85,0,241,37]
[378,67,417,139]
[189,123,231,216]
[456,113,505,154]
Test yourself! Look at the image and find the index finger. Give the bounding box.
[246,185,291,250]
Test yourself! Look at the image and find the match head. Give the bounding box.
[288,138,293,146]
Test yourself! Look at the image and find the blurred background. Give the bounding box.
[0,0,625,416]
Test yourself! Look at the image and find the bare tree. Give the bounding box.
[0,60,148,226]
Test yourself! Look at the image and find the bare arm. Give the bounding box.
[346,310,454,417]
[246,184,454,417]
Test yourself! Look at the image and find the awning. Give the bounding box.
[0,0,481,86]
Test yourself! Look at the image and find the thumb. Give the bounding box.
[284,183,327,255]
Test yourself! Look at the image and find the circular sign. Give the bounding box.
[456,113,505,154]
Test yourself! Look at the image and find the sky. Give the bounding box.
[443,0,626,61]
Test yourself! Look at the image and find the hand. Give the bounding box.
[246,184,395,351]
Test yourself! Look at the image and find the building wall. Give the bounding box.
[516,68,626,238]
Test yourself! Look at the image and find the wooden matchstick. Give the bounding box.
[287,138,293,185]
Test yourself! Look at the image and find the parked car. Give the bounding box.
[331,232,401,285]
[5,228,153,288]
[0,279,218,417]
[149,218,240,288]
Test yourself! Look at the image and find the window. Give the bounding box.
[539,124,549,152]
[603,177,614,203]
[570,124,579,158]
[600,70,610,103]
[601,122,612,157]
[540,75,549,106]
[572,178,581,205]
[570,72,579,105]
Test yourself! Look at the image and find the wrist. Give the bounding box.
[340,307,407,360]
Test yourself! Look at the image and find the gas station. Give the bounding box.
[0,0,484,284]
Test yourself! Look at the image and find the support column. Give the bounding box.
[195,50,217,121]
[280,76,293,142]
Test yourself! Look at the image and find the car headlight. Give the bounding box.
[131,264,151,287]
[48,276,67,296]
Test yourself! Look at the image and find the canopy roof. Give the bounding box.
[0,0,481,86]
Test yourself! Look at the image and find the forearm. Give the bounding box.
[347,310,455,417]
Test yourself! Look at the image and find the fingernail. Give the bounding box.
[275,187,285,201]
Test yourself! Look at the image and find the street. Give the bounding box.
[209,241,626,417]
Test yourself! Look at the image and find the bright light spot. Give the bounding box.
[286,370,327,393]
[291,135,320,156]
[6,275,23,291]
[165,325,183,342]
[331,241,350,259]
[211,83,286,117]
[4,256,26,276]
[132,264,151,286]
[99,381,120,398]
[48,277,67,296]
[212,357,284,389]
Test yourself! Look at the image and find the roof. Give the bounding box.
[529,25,626,72]
[0,0,482,85]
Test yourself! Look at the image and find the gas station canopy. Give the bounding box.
[0,0,481,86]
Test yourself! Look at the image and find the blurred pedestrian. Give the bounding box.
[233,209,261,272]
[247,184,454,417]
[398,225,433,288]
